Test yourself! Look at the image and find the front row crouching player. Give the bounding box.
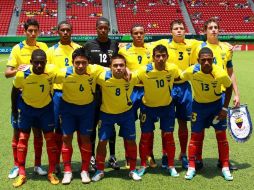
[92,54,141,182]
[55,47,105,184]
[138,45,180,177]
[11,49,59,187]
[182,47,233,181]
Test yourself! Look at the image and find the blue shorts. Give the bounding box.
[18,100,55,133]
[191,99,227,133]
[139,102,175,133]
[172,82,192,121]
[131,86,144,115]
[53,90,63,130]
[98,108,136,141]
[59,99,95,136]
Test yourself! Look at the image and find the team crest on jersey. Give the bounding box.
[124,83,130,90]
[186,48,191,56]
[228,104,253,143]
[88,78,93,85]
[107,50,114,58]
[166,75,172,82]
[221,52,226,60]
[146,50,151,59]
[211,81,218,88]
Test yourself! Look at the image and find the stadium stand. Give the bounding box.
[66,0,102,35]
[115,0,188,34]
[0,1,15,35]
[17,0,58,35]
[184,0,254,34]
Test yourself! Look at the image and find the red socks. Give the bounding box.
[139,132,153,167]
[12,134,19,166]
[188,132,204,168]
[44,132,57,174]
[124,140,137,171]
[161,131,175,167]
[80,143,92,172]
[62,143,73,172]
[17,132,30,176]
[216,130,229,168]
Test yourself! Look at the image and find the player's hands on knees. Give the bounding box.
[233,95,240,108]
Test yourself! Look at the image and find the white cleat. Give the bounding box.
[92,170,104,182]
[129,170,142,181]
[62,172,73,185]
[34,166,47,176]
[8,166,19,179]
[81,170,91,184]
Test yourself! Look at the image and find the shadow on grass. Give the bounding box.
[23,157,251,182]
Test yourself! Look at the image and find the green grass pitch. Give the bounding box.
[0,51,254,190]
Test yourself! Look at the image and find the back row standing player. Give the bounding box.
[118,24,157,169]
[5,18,48,179]
[151,19,201,169]
[190,18,240,170]
[46,21,81,174]
[84,17,120,171]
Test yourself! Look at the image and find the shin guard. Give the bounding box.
[17,132,30,176]
[188,132,204,168]
[162,131,175,167]
[139,132,153,167]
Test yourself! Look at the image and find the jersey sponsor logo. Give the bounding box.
[55,54,63,57]
[26,82,38,84]
[91,50,100,52]
[21,54,32,56]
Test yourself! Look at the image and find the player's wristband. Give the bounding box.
[222,107,228,112]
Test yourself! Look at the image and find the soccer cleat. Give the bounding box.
[180,155,189,170]
[129,170,142,181]
[137,166,147,177]
[147,155,157,168]
[90,156,97,172]
[217,160,238,170]
[34,166,47,176]
[108,156,120,170]
[161,154,168,169]
[185,168,196,180]
[92,170,104,182]
[48,173,59,185]
[81,171,91,184]
[222,167,233,181]
[13,175,26,188]
[61,172,72,185]
[8,166,19,179]
[168,167,179,177]
[125,158,130,169]
[195,160,204,170]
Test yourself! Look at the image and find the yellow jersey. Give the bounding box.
[138,62,180,107]
[191,41,233,71]
[118,43,153,72]
[7,40,48,68]
[55,65,104,105]
[152,38,202,84]
[180,64,232,103]
[46,41,81,90]
[13,64,56,108]
[97,71,139,114]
